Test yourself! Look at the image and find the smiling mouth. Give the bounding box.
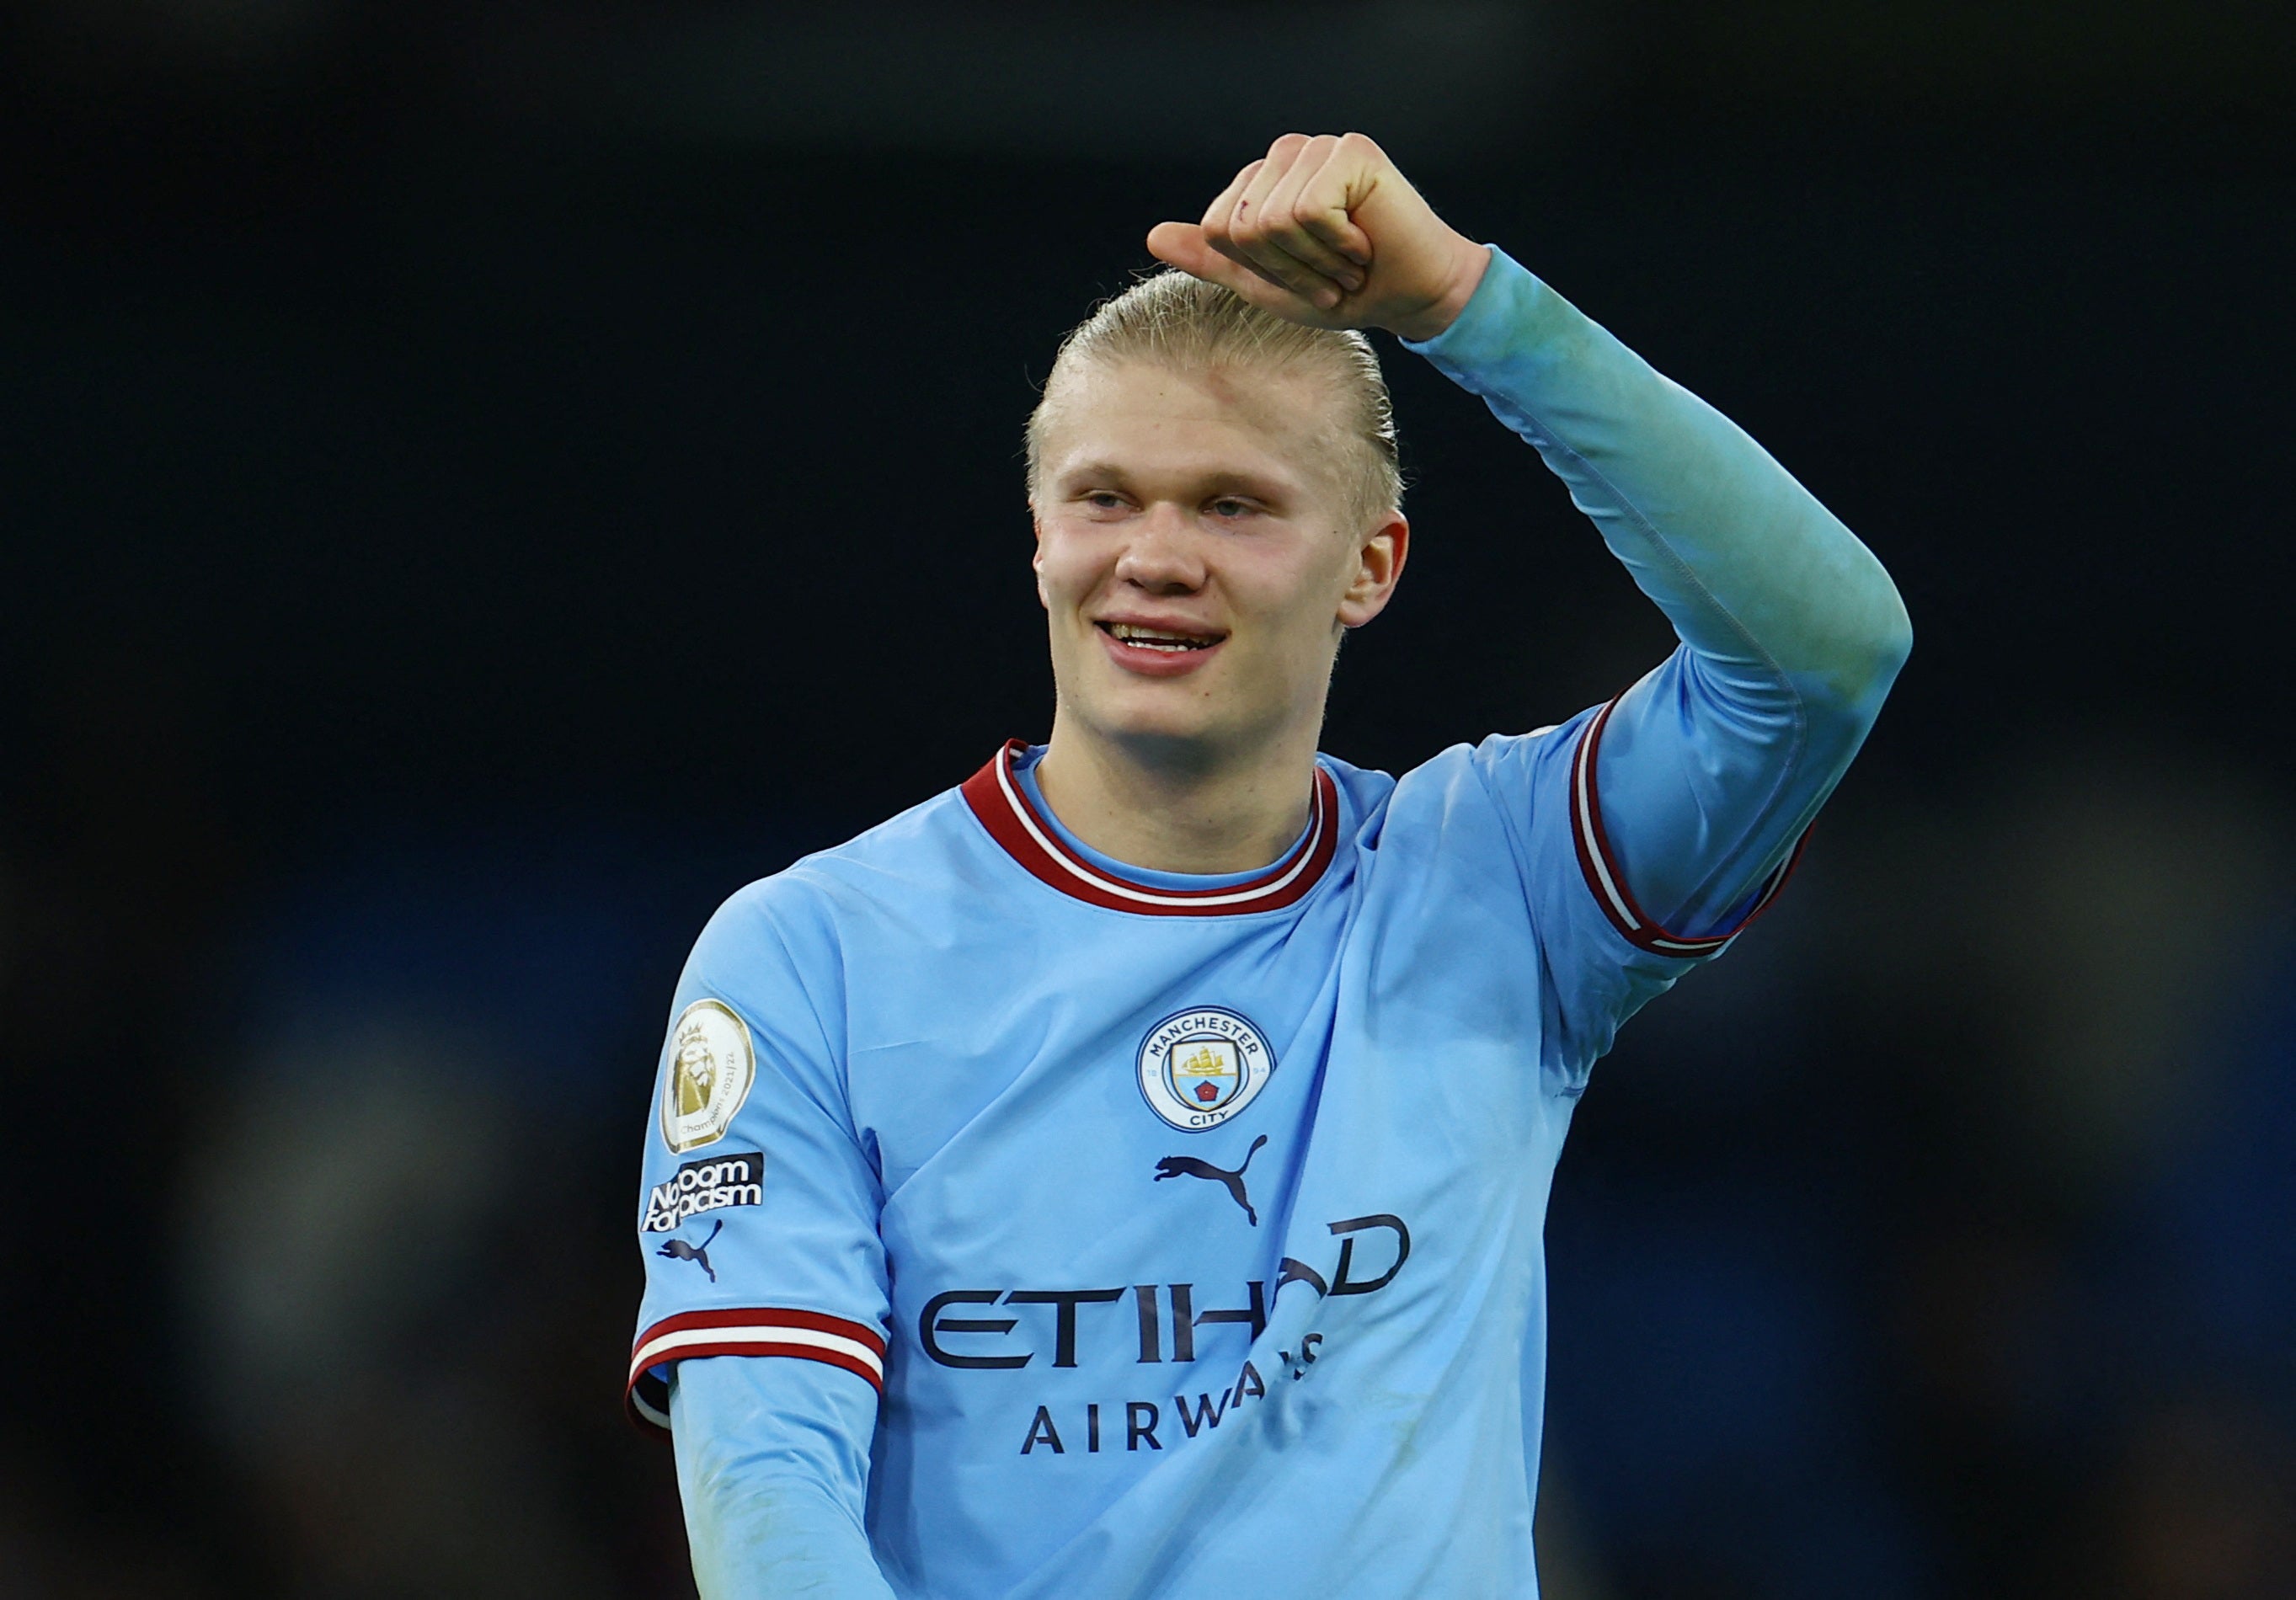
[1097,621,1225,653]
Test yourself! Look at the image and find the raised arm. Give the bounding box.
[1151,132,1910,941]
[1399,250,1909,936]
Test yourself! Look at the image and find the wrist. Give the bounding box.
[1386,237,1492,344]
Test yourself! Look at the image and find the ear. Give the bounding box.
[1337,510,1409,629]
[1031,511,1050,610]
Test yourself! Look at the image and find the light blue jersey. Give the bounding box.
[628,248,1912,1599]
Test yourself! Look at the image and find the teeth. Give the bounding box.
[1108,623,1211,650]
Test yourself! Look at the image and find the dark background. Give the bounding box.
[3,3,2292,1596]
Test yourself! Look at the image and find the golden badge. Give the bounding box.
[659,998,756,1154]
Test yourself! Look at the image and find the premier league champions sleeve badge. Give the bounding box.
[659,999,758,1154]
[1136,1006,1274,1132]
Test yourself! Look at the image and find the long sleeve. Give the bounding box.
[671,1356,897,1600]
[629,883,899,1598]
[1405,248,1911,939]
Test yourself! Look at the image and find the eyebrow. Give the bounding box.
[1055,460,1134,487]
[1055,461,1294,499]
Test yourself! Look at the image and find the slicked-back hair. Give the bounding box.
[1025,269,1403,528]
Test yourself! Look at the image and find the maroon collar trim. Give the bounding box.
[960,741,1340,917]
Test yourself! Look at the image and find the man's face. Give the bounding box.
[1031,360,1406,761]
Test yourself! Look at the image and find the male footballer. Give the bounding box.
[627,132,1910,1597]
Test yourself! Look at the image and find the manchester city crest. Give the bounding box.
[1136,1007,1273,1132]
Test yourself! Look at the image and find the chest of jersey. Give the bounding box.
[837,793,1571,1468]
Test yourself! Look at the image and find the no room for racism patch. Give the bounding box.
[643,1149,765,1233]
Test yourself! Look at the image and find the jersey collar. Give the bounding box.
[961,740,1340,917]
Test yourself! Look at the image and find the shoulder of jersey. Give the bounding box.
[715,786,993,925]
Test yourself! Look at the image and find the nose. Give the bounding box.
[1113,502,1206,595]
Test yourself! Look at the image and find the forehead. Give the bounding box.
[1037,359,1345,491]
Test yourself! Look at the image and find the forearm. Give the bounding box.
[1407,248,1908,692]
[671,1356,896,1600]
[1407,250,1911,931]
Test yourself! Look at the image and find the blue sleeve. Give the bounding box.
[1407,248,1910,953]
[671,1357,895,1599]
[627,877,897,1597]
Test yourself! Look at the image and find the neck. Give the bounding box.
[1033,712,1322,875]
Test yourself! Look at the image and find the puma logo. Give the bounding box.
[657,1218,724,1282]
[1152,1133,1268,1225]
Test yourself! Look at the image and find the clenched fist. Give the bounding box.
[1147,132,1491,344]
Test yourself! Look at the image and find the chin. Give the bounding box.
[1054,648,1291,760]
[1089,696,1229,750]
[1052,674,1213,746]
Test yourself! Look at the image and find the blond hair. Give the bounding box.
[1024,270,1402,526]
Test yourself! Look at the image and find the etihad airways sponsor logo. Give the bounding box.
[915,1211,1411,1372]
[961,1213,1409,1461]
[1015,1349,1316,1457]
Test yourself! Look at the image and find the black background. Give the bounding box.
[3,3,2292,1596]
